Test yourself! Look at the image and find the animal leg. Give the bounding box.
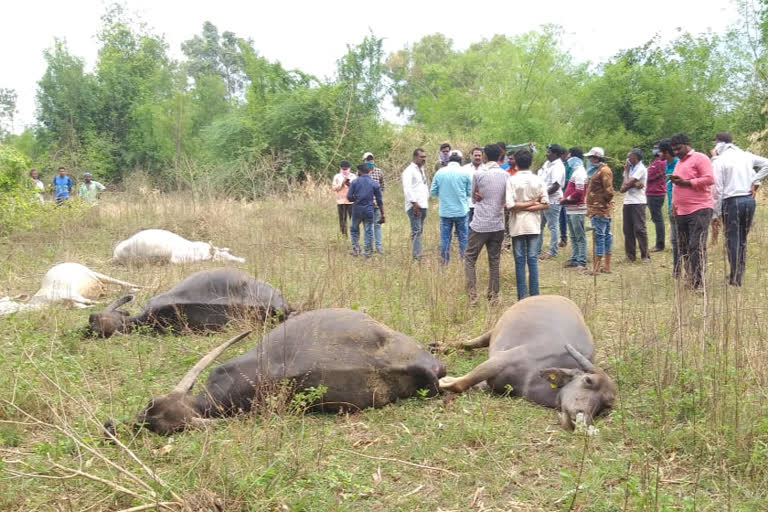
[92,271,142,289]
[439,349,520,393]
[71,295,97,308]
[461,329,492,349]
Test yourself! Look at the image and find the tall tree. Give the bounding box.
[181,21,248,102]
[0,88,17,136]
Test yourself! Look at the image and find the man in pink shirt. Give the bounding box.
[668,133,715,291]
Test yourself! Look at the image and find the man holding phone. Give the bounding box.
[668,133,714,292]
[332,161,356,237]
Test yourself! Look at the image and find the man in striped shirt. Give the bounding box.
[465,143,508,302]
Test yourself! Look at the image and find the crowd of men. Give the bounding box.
[334,132,768,299]
[28,166,106,205]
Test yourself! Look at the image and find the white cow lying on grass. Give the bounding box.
[113,229,246,265]
[0,262,141,315]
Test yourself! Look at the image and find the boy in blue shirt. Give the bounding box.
[52,166,74,205]
[347,163,385,258]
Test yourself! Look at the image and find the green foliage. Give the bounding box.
[16,2,768,194]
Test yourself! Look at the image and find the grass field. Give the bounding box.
[2,178,768,511]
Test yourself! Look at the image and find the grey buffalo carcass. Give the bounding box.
[89,268,290,337]
[438,295,616,430]
[118,309,446,435]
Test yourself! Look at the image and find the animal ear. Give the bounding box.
[540,368,581,388]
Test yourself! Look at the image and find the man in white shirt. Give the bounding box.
[402,148,430,260]
[506,149,549,300]
[711,131,768,285]
[537,144,566,259]
[332,161,356,237]
[462,147,485,225]
[620,148,649,263]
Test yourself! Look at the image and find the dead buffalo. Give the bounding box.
[125,309,446,434]
[438,295,616,430]
[89,268,289,337]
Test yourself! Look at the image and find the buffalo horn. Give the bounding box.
[105,295,134,312]
[172,330,252,394]
[565,344,595,372]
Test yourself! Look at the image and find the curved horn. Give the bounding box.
[565,344,595,372]
[172,330,252,394]
[105,295,134,312]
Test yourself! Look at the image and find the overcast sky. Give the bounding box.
[1,0,742,131]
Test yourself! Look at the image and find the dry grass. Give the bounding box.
[1,181,768,510]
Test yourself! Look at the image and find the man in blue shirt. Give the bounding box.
[431,150,472,264]
[347,163,385,258]
[658,140,680,276]
[52,166,74,205]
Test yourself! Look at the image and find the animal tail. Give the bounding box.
[92,272,142,289]
[461,329,492,349]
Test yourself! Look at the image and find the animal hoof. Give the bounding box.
[438,376,460,392]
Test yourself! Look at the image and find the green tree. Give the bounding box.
[0,88,17,136]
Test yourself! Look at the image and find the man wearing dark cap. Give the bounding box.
[332,161,356,237]
[363,151,386,254]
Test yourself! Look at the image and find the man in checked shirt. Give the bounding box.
[363,151,386,254]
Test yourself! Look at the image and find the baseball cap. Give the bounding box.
[362,152,374,160]
[83,172,92,178]
[584,147,605,158]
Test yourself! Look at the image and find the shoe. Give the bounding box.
[650,246,664,252]
[540,253,553,260]
[642,258,651,264]
[564,261,579,268]
[349,249,360,257]
[559,240,567,248]
[376,248,384,255]
[575,265,587,271]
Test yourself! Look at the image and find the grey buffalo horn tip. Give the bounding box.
[172,330,253,394]
[565,343,595,372]
[106,295,134,312]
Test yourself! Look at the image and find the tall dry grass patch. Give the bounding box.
[1,183,768,509]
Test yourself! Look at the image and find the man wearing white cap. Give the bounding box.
[430,149,472,264]
[584,147,615,275]
[363,152,386,254]
[78,172,106,204]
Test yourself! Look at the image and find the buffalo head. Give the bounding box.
[88,296,134,337]
[132,330,251,435]
[540,344,616,430]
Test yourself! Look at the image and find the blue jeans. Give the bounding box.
[590,216,613,256]
[373,208,383,252]
[538,204,561,256]
[407,207,428,259]
[350,209,374,257]
[723,195,756,285]
[566,214,587,266]
[559,205,567,243]
[440,216,468,264]
[513,234,540,299]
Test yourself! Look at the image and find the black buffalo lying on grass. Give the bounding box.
[438,295,616,431]
[111,309,446,435]
[88,268,290,337]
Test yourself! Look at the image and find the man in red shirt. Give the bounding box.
[668,133,715,291]
[646,142,668,252]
